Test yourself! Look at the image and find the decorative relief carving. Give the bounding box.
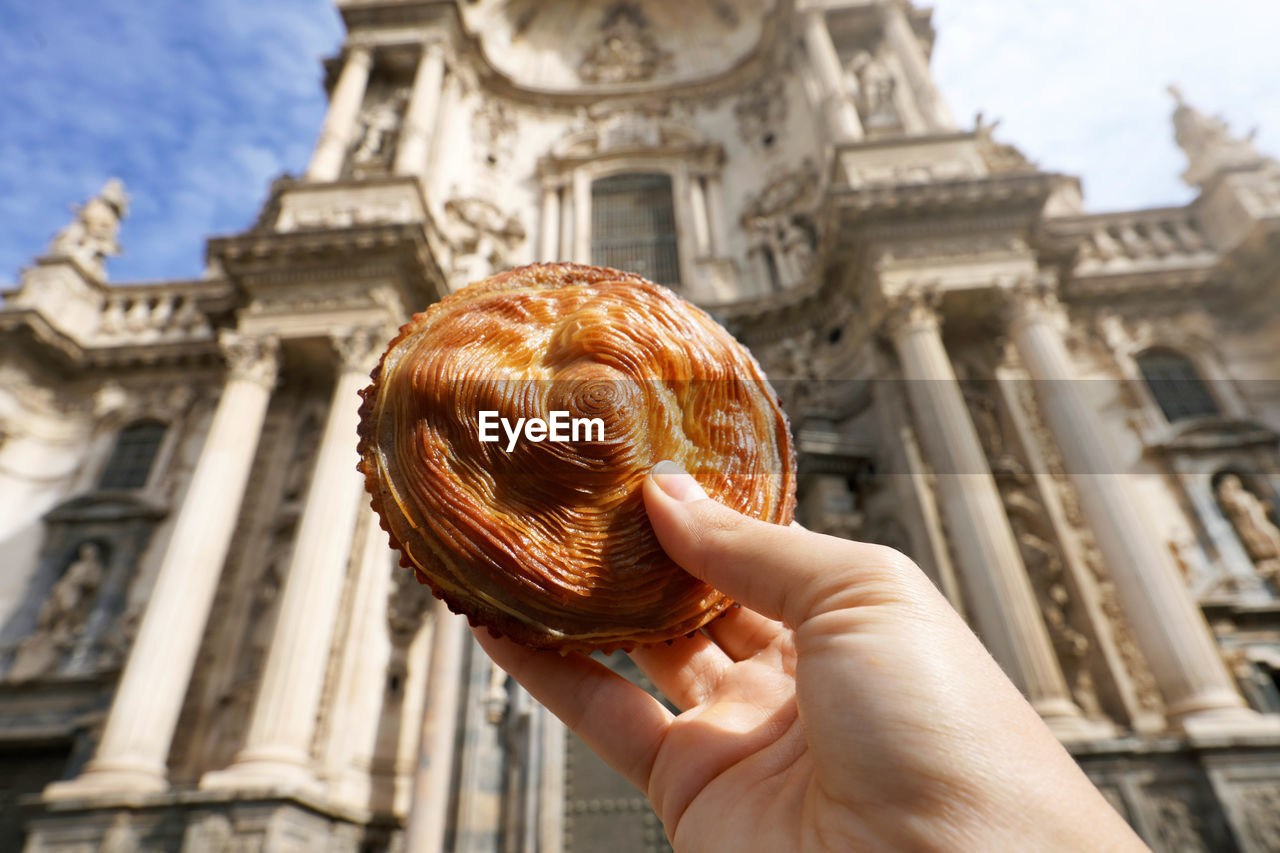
[734,75,787,147]
[218,332,280,389]
[444,196,526,284]
[1012,379,1165,714]
[46,178,130,279]
[1238,784,1280,850]
[578,3,670,85]
[844,158,979,188]
[1149,790,1211,853]
[742,160,822,290]
[6,542,104,682]
[962,369,1103,717]
[472,99,517,165]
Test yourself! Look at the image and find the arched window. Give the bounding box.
[1135,348,1220,422]
[97,420,167,490]
[591,172,680,286]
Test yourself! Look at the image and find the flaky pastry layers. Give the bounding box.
[357,263,796,652]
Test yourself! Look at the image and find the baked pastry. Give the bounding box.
[356,263,795,652]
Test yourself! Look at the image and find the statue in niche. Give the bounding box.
[1169,85,1263,187]
[46,178,130,279]
[845,51,898,126]
[1216,474,1280,586]
[8,542,105,682]
[352,90,408,167]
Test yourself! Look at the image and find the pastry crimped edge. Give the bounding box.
[356,262,797,654]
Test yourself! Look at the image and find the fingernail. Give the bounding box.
[651,460,707,502]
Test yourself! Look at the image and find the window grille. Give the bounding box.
[1136,348,1220,422]
[97,420,167,490]
[590,173,680,287]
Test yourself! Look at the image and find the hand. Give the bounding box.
[475,462,1148,852]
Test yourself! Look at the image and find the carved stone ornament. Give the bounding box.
[218,331,281,389]
[45,178,130,279]
[472,99,518,164]
[975,113,1036,174]
[387,566,434,646]
[881,285,942,338]
[444,196,527,283]
[333,326,384,374]
[578,3,671,85]
[734,75,788,146]
[741,158,820,224]
[1169,85,1265,187]
[1239,784,1280,851]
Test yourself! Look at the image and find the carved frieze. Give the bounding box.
[734,75,787,148]
[578,3,670,85]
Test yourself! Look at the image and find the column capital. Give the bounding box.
[882,285,942,338]
[332,326,385,375]
[344,43,375,70]
[219,331,280,389]
[1002,273,1065,331]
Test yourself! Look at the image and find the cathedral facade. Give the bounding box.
[3,1,1280,851]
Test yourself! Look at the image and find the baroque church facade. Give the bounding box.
[3,0,1280,850]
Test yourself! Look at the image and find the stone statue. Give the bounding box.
[7,542,105,682]
[1216,474,1280,584]
[846,51,898,125]
[1169,86,1263,187]
[46,179,130,279]
[352,91,407,166]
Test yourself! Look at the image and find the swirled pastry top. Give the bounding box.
[357,263,796,652]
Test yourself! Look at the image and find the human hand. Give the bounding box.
[475,461,1148,852]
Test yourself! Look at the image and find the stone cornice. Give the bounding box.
[208,222,444,309]
[830,170,1056,222]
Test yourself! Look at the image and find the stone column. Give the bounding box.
[307,46,374,182]
[539,185,560,261]
[45,333,279,798]
[880,0,955,131]
[689,176,712,257]
[885,291,1094,736]
[801,8,863,142]
[1006,283,1278,736]
[394,41,446,177]
[404,602,469,853]
[202,327,382,791]
[321,510,396,808]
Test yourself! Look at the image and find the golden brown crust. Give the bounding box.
[357,262,796,652]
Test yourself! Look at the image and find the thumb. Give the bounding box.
[643,461,925,627]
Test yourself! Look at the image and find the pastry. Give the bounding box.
[356,263,795,652]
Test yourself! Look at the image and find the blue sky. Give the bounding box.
[2,1,1277,285]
